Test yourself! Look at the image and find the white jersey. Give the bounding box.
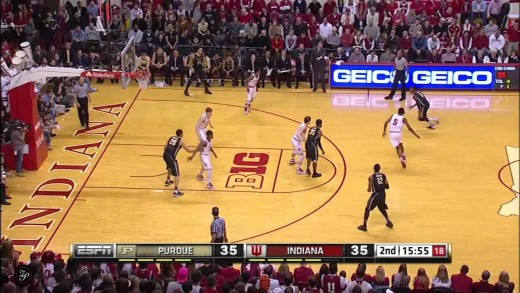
[196,113,211,130]
[43,263,54,280]
[202,139,213,156]
[248,73,260,88]
[292,123,307,142]
[389,114,404,133]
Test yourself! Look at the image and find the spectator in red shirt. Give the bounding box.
[471,270,494,293]
[413,267,430,290]
[296,32,312,48]
[271,34,285,53]
[203,275,219,293]
[456,49,472,63]
[451,265,473,293]
[495,272,515,293]
[399,30,412,53]
[267,0,280,15]
[472,30,489,52]
[372,266,390,287]
[506,20,520,57]
[220,263,241,283]
[294,263,315,290]
[323,0,337,15]
[350,263,372,283]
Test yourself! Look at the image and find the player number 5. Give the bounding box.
[220,245,238,256]
[351,245,368,256]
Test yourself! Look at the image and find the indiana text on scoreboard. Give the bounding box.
[71,243,452,263]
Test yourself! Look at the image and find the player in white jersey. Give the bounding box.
[382,107,420,168]
[244,67,261,114]
[290,116,312,174]
[195,107,214,141]
[189,130,218,189]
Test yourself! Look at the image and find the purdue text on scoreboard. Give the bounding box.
[71,243,451,263]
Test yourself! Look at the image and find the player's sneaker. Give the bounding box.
[357,225,367,232]
[427,125,436,129]
[184,89,189,97]
[306,169,311,175]
[401,160,407,168]
[386,221,394,228]
[399,97,406,101]
[289,159,296,165]
[204,88,213,95]
[173,190,184,197]
[196,174,205,181]
[206,183,214,190]
[312,172,322,178]
[165,179,174,187]
[296,168,305,175]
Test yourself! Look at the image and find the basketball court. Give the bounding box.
[2,82,518,280]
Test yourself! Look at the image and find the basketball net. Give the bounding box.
[135,70,150,90]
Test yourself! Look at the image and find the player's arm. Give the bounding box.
[211,147,218,159]
[403,117,421,139]
[164,139,169,151]
[188,141,206,160]
[384,176,390,189]
[151,53,157,66]
[367,176,373,192]
[409,101,417,109]
[382,115,392,137]
[180,140,195,153]
[317,131,325,155]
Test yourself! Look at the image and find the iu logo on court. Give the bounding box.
[246,244,267,257]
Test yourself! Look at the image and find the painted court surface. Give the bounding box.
[2,84,519,280]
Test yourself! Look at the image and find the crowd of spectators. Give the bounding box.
[0,240,516,293]
[1,0,519,90]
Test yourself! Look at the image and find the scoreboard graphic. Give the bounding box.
[71,243,451,263]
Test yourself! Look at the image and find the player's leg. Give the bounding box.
[311,145,321,178]
[244,89,254,114]
[399,143,406,168]
[399,74,406,101]
[196,128,207,142]
[305,143,312,175]
[202,71,212,94]
[163,154,174,186]
[172,160,184,196]
[184,71,194,96]
[423,104,438,128]
[203,156,214,189]
[320,71,326,92]
[295,142,305,174]
[377,195,393,228]
[290,138,298,165]
[358,193,377,231]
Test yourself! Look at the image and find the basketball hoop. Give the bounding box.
[135,70,150,90]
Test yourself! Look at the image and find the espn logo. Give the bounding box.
[246,244,267,257]
[73,244,115,258]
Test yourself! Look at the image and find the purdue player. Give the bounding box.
[306,119,325,178]
[409,87,439,129]
[382,108,420,168]
[188,130,218,190]
[244,67,261,114]
[196,107,214,141]
[184,47,212,96]
[290,116,312,175]
[137,52,150,74]
[357,164,393,232]
[163,129,195,197]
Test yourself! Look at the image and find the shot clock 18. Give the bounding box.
[495,66,519,90]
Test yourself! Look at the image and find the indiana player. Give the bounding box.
[196,107,214,141]
[358,164,393,232]
[409,87,439,129]
[244,67,261,114]
[306,119,325,178]
[189,130,218,190]
[163,129,195,197]
[322,263,342,293]
[290,116,312,175]
[382,108,420,168]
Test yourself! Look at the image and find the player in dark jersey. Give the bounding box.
[305,119,325,178]
[357,164,393,232]
[409,87,439,129]
[163,129,195,197]
[184,47,212,96]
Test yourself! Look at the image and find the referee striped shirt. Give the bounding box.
[74,83,89,98]
[210,217,226,242]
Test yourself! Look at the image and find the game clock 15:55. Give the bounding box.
[400,246,431,256]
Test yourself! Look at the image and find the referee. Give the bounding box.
[210,207,228,243]
[74,77,91,129]
[384,50,408,101]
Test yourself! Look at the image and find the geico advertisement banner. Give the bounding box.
[330,64,495,90]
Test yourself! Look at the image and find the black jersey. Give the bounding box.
[164,136,182,158]
[155,52,165,63]
[307,126,322,145]
[413,91,429,108]
[194,54,204,69]
[372,172,388,194]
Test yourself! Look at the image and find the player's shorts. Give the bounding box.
[291,137,304,155]
[200,154,213,170]
[366,192,388,211]
[305,143,319,162]
[196,128,207,141]
[418,103,430,121]
[163,153,179,176]
[247,87,257,102]
[389,132,403,148]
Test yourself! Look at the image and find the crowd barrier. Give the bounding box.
[330,63,520,91]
